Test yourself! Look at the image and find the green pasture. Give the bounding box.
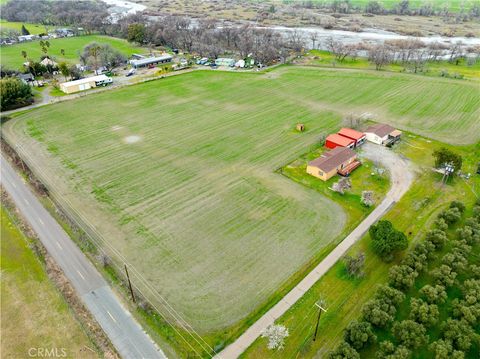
[2,66,479,355]
[0,208,97,358]
[0,20,50,35]
[305,0,480,12]
[0,35,145,70]
[243,135,480,358]
[306,50,480,80]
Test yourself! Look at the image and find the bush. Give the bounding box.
[432,264,457,288]
[343,252,365,278]
[369,220,408,261]
[409,298,439,327]
[0,77,33,111]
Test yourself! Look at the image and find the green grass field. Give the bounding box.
[307,0,479,12]
[243,135,480,358]
[2,66,479,353]
[0,20,51,35]
[0,208,97,358]
[0,35,145,70]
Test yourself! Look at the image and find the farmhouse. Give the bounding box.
[325,133,355,149]
[338,128,366,148]
[60,75,112,94]
[307,147,360,181]
[129,55,173,68]
[365,123,402,146]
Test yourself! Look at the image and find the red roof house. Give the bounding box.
[338,128,366,147]
[325,134,355,149]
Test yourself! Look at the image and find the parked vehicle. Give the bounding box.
[126,69,136,77]
[196,58,208,65]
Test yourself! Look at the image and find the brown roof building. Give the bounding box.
[364,123,402,145]
[307,147,360,181]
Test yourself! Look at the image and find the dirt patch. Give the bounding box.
[123,135,141,144]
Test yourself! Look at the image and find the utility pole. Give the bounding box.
[442,162,455,186]
[124,264,136,303]
[313,299,327,341]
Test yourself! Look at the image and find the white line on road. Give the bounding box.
[56,241,63,250]
[107,310,117,323]
[39,218,45,226]
[76,270,85,280]
[11,182,16,188]
[23,198,29,205]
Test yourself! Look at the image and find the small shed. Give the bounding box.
[60,74,112,94]
[296,123,305,132]
[215,58,235,67]
[129,55,172,68]
[325,134,355,149]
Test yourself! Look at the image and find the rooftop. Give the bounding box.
[308,147,357,173]
[61,74,109,88]
[338,127,366,140]
[365,123,396,138]
[326,133,355,146]
[130,55,173,67]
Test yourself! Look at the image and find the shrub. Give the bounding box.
[409,298,439,327]
[343,252,365,278]
[329,341,360,359]
[425,229,448,250]
[432,264,457,288]
[438,208,461,225]
[0,77,33,111]
[449,201,465,213]
[419,284,447,305]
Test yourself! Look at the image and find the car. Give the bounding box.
[126,69,136,77]
[148,63,156,69]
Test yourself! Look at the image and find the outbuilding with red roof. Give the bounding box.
[325,133,355,149]
[338,128,366,148]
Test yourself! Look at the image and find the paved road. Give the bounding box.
[1,155,166,359]
[216,143,414,358]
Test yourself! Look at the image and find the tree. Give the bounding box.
[433,147,462,171]
[425,229,448,250]
[58,62,70,81]
[343,252,365,278]
[329,341,360,359]
[432,264,457,288]
[60,48,65,56]
[365,1,384,14]
[368,44,393,70]
[81,42,127,71]
[450,201,466,213]
[389,265,418,291]
[441,319,475,352]
[0,77,33,111]
[409,298,439,327]
[401,251,427,273]
[420,284,447,305]
[438,208,462,226]
[261,324,289,350]
[370,220,408,261]
[430,339,465,359]
[21,50,28,60]
[127,23,146,44]
[21,24,30,35]
[362,285,405,328]
[39,39,50,55]
[343,320,376,350]
[376,341,411,359]
[392,320,427,349]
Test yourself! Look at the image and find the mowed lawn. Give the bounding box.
[0,209,97,358]
[3,67,479,333]
[0,35,145,70]
[0,20,51,35]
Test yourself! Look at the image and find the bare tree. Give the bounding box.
[309,31,319,50]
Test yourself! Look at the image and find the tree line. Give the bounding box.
[329,199,480,358]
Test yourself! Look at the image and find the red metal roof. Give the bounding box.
[338,128,366,141]
[326,133,355,147]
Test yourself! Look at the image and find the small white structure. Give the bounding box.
[364,123,401,145]
[60,74,112,94]
[235,59,245,68]
[40,57,58,67]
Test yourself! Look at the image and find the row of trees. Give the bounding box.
[325,37,480,72]
[294,0,480,18]
[330,199,480,358]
